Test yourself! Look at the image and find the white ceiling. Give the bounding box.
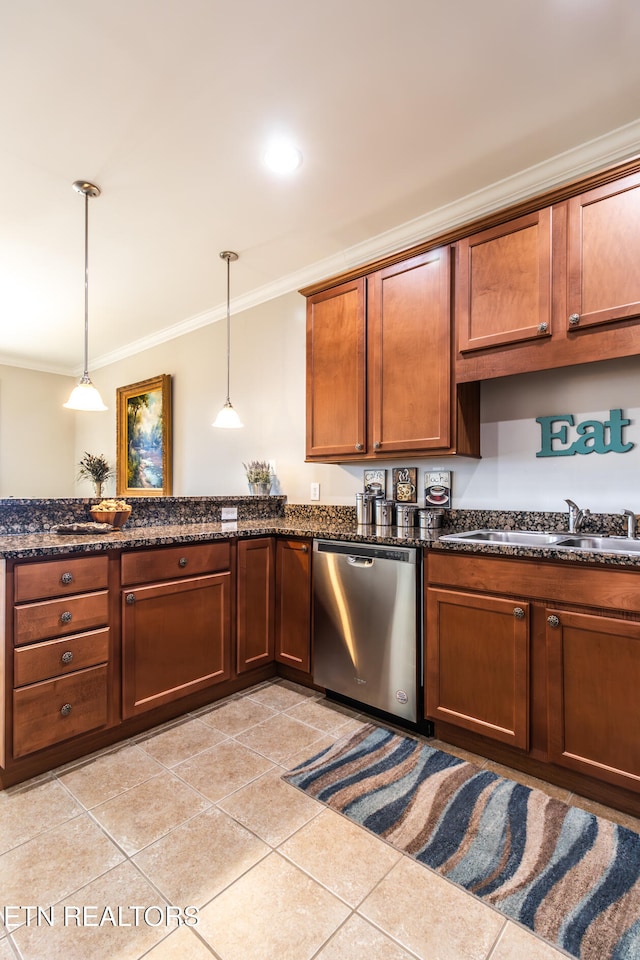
[2,0,640,375]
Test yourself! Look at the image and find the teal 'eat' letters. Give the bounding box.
[536,409,634,457]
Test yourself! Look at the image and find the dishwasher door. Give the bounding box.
[312,539,419,722]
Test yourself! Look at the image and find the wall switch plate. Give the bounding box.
[310,482,320,501]
[221,506,238,520]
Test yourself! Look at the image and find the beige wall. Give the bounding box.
[3,292,640,513]
[0,364,75,497]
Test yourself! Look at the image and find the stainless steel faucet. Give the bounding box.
[565,499,590,533]
[622,509,638,538]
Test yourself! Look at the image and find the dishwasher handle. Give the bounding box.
[347,556,374,567]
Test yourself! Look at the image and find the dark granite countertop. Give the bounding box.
[1,515,639,568]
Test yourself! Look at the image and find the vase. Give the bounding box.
[94,481,103,498]
[248,482,271,496]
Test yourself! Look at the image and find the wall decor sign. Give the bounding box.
[117,374,173,496]
[536,408,634,458]
[424,471,451,508]
[363,468,386,497]
[392,467,417,503]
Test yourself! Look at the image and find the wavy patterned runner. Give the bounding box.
[284,724,640,960]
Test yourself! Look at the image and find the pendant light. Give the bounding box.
[213,250,243,428]
[64,180,107,411]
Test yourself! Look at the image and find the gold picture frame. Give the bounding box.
[116,374,172,496]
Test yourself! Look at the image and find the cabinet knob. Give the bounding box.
[547,615,560,627]
[178,557,188,568]
[60,703,72,718]
[60,611,73,624]
[373,441,381,449]
[537,322,548,334]
[61,651,74,664]
[60,572,74,585]
[513,606,525,619]
[569,313,580,326]
[355,443,364,451]
[301,544,309,553]
[126,593,136,605]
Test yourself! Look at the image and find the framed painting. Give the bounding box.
[116,374,172,496]
[363,468,386,497]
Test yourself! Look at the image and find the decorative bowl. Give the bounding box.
[90,506,132,529]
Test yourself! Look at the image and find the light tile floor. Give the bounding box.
[1,678,638,960]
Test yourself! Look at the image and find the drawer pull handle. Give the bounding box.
[569,313,580,326]
[547,615,560,628]
[178,557,188,568]
[126,593,136,605]
[61,651,74,664]
[61,572,74,585]
[60,703,72,718]
[513,607,525,619]
[60,611,73,624]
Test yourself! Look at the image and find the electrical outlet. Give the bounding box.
[310,482,320,501]
[221,507,237,521]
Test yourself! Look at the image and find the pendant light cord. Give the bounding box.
[224,252,231,404]
[82,188,90,380]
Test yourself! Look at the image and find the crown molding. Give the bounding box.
[84,119,640,372]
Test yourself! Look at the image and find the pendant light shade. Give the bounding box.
[64,180,107,412]
[213,250,243,428]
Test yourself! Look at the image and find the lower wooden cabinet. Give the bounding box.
[425,550,640,812]
[546,607,640,792]
[236,538,275,674]
[426,587,530,749]
[13,664,108,758]
[122,571,231,718]
[275,539,311,673]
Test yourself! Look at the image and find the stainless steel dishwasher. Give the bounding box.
[312,539,420,723]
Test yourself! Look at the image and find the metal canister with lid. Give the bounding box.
[355,492,376,525]
[396,504,419,529]
[418,508,444,535]
[375,499,395,526]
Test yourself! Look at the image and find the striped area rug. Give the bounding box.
[284,723,640,960]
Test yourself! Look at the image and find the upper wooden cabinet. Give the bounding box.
[455,167,640,381]
[566,171,640,332]
[456,209,552,353]
[305,278,366,459]
[305,249,479,461]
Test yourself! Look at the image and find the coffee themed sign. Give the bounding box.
[424,470,451,508]
[536,408,634,457]
[392,467,417,503]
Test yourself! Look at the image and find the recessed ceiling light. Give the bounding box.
[264,140,303,174]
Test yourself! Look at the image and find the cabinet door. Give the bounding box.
[275,539,311,673]
[426,587,530,749]
[236,538,275,674]
[306,278,366,458]
[456,209,552,353]
[122,573,231,718]
[567,172,640,332]
[546,608,640,792]
[368,248,451,453]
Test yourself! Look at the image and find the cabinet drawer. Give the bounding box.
[121,541,230,585]
[14,591,109,646]
[14,555,108,602]
[13,664,108,758]
[14,628,110,687]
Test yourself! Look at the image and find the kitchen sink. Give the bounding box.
[440,529,640,555]
[556,536,640,554]
[440,529,569,546]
